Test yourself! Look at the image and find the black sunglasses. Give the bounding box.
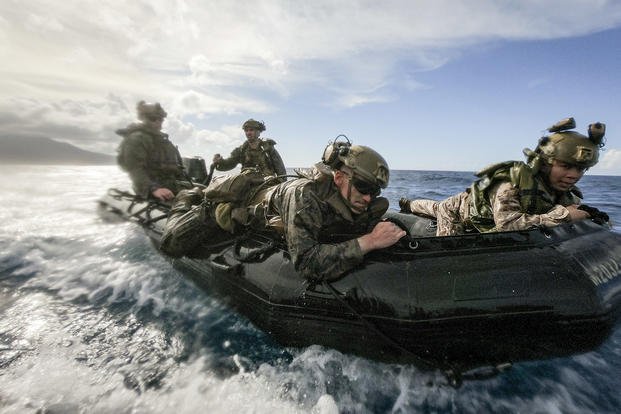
[350,176,381,197]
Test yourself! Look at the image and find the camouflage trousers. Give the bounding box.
[407,191,471,236]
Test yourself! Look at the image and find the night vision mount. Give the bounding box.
[547,117,576,133]
[546,117,606,147]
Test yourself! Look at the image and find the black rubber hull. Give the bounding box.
[98,189,621,370]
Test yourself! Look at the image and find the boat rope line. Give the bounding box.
[106,188,171,210]
[322,281,511,387]
[233,237,277,262]
[322,281,453,378]
[129,202,167,225]
[105,189,170,225]
[141,213,169,225]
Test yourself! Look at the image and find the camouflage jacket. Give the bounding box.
[468,161,581,232]
[216,138,286,177]
[116,123,185,198]
[267,165,388,281]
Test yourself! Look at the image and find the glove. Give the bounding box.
[399,197,412,213]
[578,204,610,225]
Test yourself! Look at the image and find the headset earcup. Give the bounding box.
[322,140,351,167]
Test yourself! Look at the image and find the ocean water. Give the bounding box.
[0,165,620,414]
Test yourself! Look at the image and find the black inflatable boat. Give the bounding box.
[98,188,621,379]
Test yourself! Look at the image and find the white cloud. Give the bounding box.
[595,148,621,174]
[0,96,131,153]
[171,90,272,117]
[25,13,64,33]
[1,0,621,156]
[164,117,244,160]
[336,93,392,109]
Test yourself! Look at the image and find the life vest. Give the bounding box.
[267,165,388,240]
[239,139,278,175]
[116,124,183,175]
[468,161,581,232]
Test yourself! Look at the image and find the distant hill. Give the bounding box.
[0,135,115,165]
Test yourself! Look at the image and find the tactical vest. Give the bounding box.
[116,124,186,197]
[319,195,389,239]
[268,168,388,240]
[468,161,581,232]
[240,139,278,175]
[117,125,183,175]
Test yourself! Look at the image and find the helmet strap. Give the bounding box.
[343,176,366,214]
[529,155,543,175]
[335,169,364,214]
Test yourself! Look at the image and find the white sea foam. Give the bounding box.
[0,295,314,414]
[0,166,619,413]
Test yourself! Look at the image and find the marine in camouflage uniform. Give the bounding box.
[264,162,391,281]
[161,142,406,281]
[400,118,607,236]
[116,101,188,201]
[212,119,286,177]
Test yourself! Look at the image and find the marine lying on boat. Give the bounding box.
[98,177,621,384]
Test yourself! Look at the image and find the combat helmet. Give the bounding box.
[322,135,390,191]
[136,101,167,121]
[524,117,605,171]
[242,119,266,132]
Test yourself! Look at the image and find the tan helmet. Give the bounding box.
[323,139,389,189]
[136,101,167,121]
[533,118,605,168]
[538,131,599,167]
[242,119,266,132]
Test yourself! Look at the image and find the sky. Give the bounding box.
[1,0,621,174]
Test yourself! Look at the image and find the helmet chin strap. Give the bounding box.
[342,178,365,214]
